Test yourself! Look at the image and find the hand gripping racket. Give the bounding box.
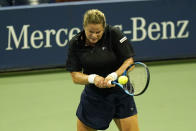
[111,62,150,96]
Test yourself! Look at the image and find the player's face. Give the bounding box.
[84,24,104,44]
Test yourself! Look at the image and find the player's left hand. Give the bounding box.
[104,76,115,88]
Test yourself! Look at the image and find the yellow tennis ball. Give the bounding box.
[118,76,128,85]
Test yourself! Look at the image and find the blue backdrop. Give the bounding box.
[0,0,195,71]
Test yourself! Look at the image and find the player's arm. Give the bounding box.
[104,27,135,87]
[70,72,105,88]
[70,72,89,84]
[67,40,105,88]
[115,57,134,76]
[104,57,134,87]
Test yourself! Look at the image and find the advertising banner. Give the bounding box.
[0,0,195,71]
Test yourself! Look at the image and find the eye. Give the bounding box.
[96,31,101,34]
[89,31,94,34]
[88,30,102,34]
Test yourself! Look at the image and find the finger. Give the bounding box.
[97,80,106,88]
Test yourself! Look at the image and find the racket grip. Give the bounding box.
[108,80,115,85]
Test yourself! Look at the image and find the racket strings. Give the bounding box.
[127,65,148,95]
[123,79,134,94]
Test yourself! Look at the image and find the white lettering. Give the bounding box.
[177,20,189,38]
[69,27,80,40]
[148,22,161,40]
[44,29,56,48]
[128,17,189,42]
[161,21,176,39]
[5,19,190,51]
[6,25,30,50]
[131,17,147,41]
[56,28,68,47]
[31,30,44,49]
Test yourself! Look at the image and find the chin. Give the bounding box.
[90,40,98,43]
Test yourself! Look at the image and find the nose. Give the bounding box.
[91,33,98,38]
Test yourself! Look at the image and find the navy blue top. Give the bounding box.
[66,25,135,77]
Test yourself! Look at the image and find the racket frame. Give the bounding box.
[111,62,150,96]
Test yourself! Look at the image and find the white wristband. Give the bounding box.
[108,72,118,80]
[88,74,98,84]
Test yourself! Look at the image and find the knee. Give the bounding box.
[119,115,140,131]
[77,119,96,131]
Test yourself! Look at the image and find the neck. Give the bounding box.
[85,39,95,47]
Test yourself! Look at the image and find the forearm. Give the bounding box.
[70,57,134,86]
[115,57,134,76]
[70,72,105,88]
[70,72,89,85]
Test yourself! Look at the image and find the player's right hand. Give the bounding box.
[94,75,105,88]
[104,76,116,88]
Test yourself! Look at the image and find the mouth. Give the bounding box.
[90,38,98,42]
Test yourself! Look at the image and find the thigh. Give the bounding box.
[114,95,137,118]
[77,89,115,130]
[77,119,97,131]
[113,114,139,131]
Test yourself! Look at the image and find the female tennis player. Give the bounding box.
[66,9,139,131]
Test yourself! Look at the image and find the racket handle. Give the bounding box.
[108,80,115,85]
[111,81,115,84]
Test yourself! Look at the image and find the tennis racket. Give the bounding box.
[111,62,150,96]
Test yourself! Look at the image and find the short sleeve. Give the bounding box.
[111,27,135,61]
[65,39,82,72]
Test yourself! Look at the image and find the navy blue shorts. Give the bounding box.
[76,85,137,130]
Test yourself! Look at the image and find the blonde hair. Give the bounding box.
[83,9,106,28]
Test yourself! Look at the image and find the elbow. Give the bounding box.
[127,57,134,63]
[72,79,79,84]
[124,57,134,65]
[70,72,88,85]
